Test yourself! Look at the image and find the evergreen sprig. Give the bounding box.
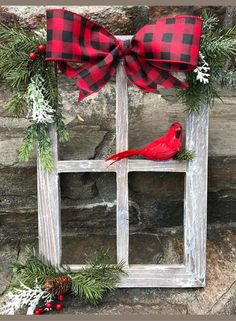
[0,23,69,170]
[0,24,41,89]
[18,123,38,163]
[179,9,236,113]
[71,250,126,304]
[11,248,66,289]
[10,248,126,306]
[54,101,70,143]
[173,149,195,161]
[36,125,54,171]
[70,274,104,305]
[4,92,27,117]
[201,10,219,33]
[201,28,236,65]
[178,72,221,114]
[18,123,54,171]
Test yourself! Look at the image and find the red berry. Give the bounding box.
[45,302,53,309]
[34,309,41,315]
[58,294,64,301]
[38,307,44,313]
[29,52,37,60]
[55,303,63,311]
[38,44,46,52]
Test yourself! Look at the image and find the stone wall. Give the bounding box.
[0,6,236,237]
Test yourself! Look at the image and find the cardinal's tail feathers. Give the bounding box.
[105,149,140,165]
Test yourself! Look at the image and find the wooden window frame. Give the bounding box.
[37,36,209,288]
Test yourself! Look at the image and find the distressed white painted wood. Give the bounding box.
[37,125,61,267]
[128,159,186,172]
[68,264,186,272]
[184,104,209,286]
[67,263,202,287]
[37,35,209,287]
[116,60,129,265]
[57,159,186,173]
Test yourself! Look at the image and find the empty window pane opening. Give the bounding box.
[128,172,184,265]
[61,172,117,265]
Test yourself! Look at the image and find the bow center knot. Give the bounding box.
[117,39,131,56]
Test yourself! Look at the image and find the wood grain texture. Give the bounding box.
[57,159,186,173]
[37,125,61,267]
[68,264,186,273]
[115,35,132,266]
[184,104,209,286]
[67,264,201,288]
[128,159,186,172]
[116,61,129,265]
[118,275,201,288]
[57,160,116,172]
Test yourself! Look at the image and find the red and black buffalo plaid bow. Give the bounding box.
[46,9,203,101]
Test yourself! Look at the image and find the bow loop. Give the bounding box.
[46,9,203,101]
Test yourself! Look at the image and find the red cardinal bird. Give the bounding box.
[106,122,182,165]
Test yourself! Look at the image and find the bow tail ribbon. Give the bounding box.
[77,51,120,101]
[123,54,188,93]
[58,51,120,100]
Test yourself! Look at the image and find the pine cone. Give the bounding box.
[43,275,72,295]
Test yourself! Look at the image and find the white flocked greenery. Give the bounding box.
[194,52,210,84]
[27,74,55,124]
[0,282,52,315]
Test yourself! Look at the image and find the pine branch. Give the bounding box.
[0,24,66,170]
[47,63,69,143]
[70,274,104,305]
[19,123,54,171]
[200,11,236,66]
[0,23,36,46]
[55,113,70,143]
[79,250,126,299]
[36,125,54,171]
[11,248,66,289]
[43,61,59,108]
[177,9,236,113]
[82,260,126,285]
[70,259,126,305]
[19,123,38,162]
[173,149,195,161]
[0,24,39,90]
[177,74,207,113]
[201,10,219,33]
[202,35,236,64]
[9,247,126,309]
[69,249,126,304]
[178,63,222,113]
[5,91,27,117]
